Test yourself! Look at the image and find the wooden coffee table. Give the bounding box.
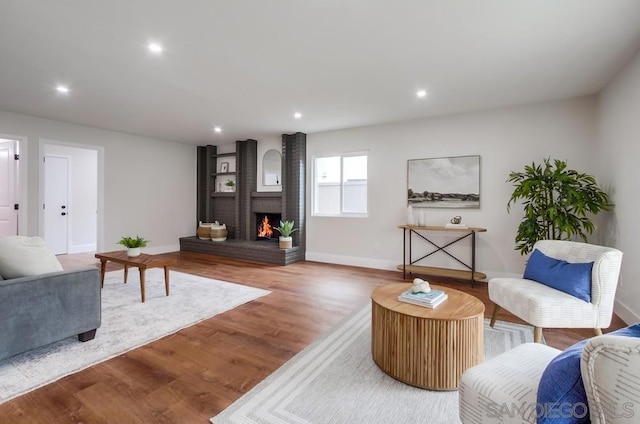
[371,283,484,390]
[95,251,177,303]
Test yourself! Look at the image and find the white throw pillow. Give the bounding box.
[0,236,63,279]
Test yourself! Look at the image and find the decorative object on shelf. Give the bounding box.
[197,222,212,240]
[219,162,229,173]
[445,215,468,229]
[224,179,235,192]
[411,277,431,293]
[507,158,611,255]
[407,205,415,225]
[117,235,149,257]
[418,211,426,226]
[210,222,227,242]
[408,155,480,209]
[274,220,297,249]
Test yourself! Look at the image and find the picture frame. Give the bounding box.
[407,155,480,208]
[219,162,229,173]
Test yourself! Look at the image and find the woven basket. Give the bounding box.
[210,224,227,242]
[197,222,212,240]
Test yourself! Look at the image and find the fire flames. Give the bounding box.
[257,215,273,238]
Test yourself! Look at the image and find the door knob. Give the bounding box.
[61,212,67,216]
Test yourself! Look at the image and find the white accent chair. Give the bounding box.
[459,335,640,424]
[489,240,623,343]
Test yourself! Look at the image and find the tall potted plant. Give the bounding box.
[274,220,297,249]
[507,158,611,255]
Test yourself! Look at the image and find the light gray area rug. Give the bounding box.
[0,268,270,403]
[212,302,535,424]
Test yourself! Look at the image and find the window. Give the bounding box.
[312,152,368,217]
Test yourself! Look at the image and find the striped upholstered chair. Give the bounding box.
[489,240,623,343]
[459,331,640,423]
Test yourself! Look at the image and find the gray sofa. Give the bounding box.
[0,267,102,361]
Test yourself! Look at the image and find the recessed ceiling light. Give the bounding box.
[148,42,164,54]
[213,127,222,133]
[416,90,428,98]
[294,112,302,119]
[56,85,69,94]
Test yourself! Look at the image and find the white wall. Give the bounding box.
[306,97,599,277]
[43,143,98,253]
[0,110,197,253]
[597,47,640,324]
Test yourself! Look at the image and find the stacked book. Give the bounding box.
[398,289,448,309]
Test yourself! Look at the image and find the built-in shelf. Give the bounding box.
[211,192,236,198]
[211,172,236,177]
[211,152,236,158]
[251,192,283,198]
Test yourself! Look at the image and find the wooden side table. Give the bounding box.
[95,251,177,303]
[371,283,484,390]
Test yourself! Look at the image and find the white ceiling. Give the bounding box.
[1,1,640,145]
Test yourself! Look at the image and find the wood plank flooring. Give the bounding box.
[0,252,627,423]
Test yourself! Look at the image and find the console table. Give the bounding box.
[398,225,487,286]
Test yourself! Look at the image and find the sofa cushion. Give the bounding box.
[0,236,63,279]
[524,248,593,302]
[537,323,640,424]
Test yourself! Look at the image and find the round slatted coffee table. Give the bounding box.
[371,283,484,390]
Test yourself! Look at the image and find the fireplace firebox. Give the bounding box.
[255,213,282,241]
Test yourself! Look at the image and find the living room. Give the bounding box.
[1,2,640,423]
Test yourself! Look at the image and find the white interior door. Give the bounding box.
[0,139,18,237]
[44,155,69,254]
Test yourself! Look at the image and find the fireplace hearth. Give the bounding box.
[185,133,306,265]
[255,213,282,241]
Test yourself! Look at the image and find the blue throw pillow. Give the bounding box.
[524,248,593,302]
[537,323,640,424]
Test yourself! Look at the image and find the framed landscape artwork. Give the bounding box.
[407,155,480,208]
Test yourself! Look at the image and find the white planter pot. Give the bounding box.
[127,247,141,257]
[279,236,292,249]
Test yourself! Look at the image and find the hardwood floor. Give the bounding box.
[0,252,627,423]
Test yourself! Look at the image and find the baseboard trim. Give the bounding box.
[305,252,397,271]
[614,298,640,325]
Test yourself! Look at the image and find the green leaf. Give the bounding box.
[506,158,611,255]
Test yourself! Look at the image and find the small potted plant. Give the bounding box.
[225,179,236,192]
[274,220,297,249]
[118,235,149,257]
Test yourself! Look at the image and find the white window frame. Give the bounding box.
[311,151,368,218]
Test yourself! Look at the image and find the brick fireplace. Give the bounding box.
[180,133,306,265]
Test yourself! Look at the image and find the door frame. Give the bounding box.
[38,138,105,252]
[0,133,27,235]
